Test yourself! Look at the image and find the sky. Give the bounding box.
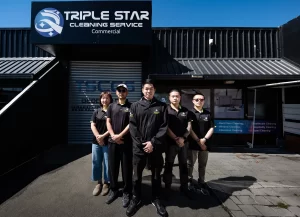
[0,0,299,28]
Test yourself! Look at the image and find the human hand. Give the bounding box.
[112,134,123,144]
[96,135,104,146]
[176,137,185,147]
[142,141,153,153]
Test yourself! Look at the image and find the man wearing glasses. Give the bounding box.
[188,93,214,195]
[106,84,133,208]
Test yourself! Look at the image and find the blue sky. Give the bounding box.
[0,0,299,28]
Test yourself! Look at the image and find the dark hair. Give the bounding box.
[193,92,205,99]
[99,91,113,106]
[169,89,181,96]
[142,79,156,88]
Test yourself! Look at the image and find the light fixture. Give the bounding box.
[225,80,235,84]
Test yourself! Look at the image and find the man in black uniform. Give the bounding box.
[126,79,168,217]
[163,89,194,199]
[106,84,132,208]
[188,93,214,195]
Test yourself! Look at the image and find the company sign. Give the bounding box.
[31,1,152,45]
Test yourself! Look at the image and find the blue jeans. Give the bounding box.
[91,143,109,183]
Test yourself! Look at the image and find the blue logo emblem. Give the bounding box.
[34,8,64,37]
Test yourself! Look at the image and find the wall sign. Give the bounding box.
[31,1,152,45]
[214,120,277,134]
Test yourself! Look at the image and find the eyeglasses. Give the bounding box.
[193,98,204,102]
[117,89,127,93]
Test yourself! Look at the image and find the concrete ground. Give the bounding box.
[0,145,229,217]
[1,146,300,217]
[206,152,300,217]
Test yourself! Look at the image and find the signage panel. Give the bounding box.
[31,1,152,45]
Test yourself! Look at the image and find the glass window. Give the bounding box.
[154,92,170,104]
[247,89,278,119]
[285,87,300,104]
[214,89,244,119]
[181,89,210,111]
[155,88,211,111]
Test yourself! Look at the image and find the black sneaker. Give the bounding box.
[122,193,131,208]
[152,199,168,217]
[126,196,141,217]
[106,190,118,204]
[197,183,210,196]
[180,186,195,200]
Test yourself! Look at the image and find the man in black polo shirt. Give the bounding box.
[188,93,214,195]
[106,84,132,208]
[126,79,168,217]
[163,89,194,200]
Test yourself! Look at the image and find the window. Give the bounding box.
[155,88,211,111]
[247,89,278,119]
[181,89,210,111]
[214,89,244,119]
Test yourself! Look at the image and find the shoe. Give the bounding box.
[93,184,102,196]
[197,183,210,196]
[122,193,131,208]
[126,196,141,217]
[180,186,195,200]
[199,188,210,196]
[106,190,118,204]
[101,183,110,196]
[152,199,168,217]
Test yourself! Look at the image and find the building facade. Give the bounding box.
[1,0,300,174]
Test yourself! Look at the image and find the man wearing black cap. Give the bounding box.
[106,84,133,208]
[126,79,168,217]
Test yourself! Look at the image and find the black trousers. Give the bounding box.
[108,142,133,194]
[163,143,188,188]
[132,151,164,201]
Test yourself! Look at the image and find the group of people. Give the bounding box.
[90,79,214,217]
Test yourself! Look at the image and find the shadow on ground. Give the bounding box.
[207,176,257,204]
[0,144,91,205]
[140,175,257,211]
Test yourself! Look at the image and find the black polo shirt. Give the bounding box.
[167,104,192,144]
[90,107,109,145]
[107,99,132,144]
[188,108,214,151]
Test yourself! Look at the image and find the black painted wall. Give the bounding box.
[281,16,300,65]
[0,61,69,175]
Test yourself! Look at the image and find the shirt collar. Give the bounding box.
[194,107,203,113]
[170,104,181,111]
[116,99,128,105]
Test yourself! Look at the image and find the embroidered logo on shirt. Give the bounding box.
[153,109,160,114]
[180,112,187,117]
[121,107,130,112]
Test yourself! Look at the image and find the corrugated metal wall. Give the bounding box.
[153,28,281,59]
[1,28,281,59]
[68,61,142,144]
[0,29,51,57]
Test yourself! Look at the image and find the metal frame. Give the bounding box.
[247,80,300,148]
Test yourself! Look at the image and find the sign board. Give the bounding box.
[31,1,152,45]
[214,120,277,134]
